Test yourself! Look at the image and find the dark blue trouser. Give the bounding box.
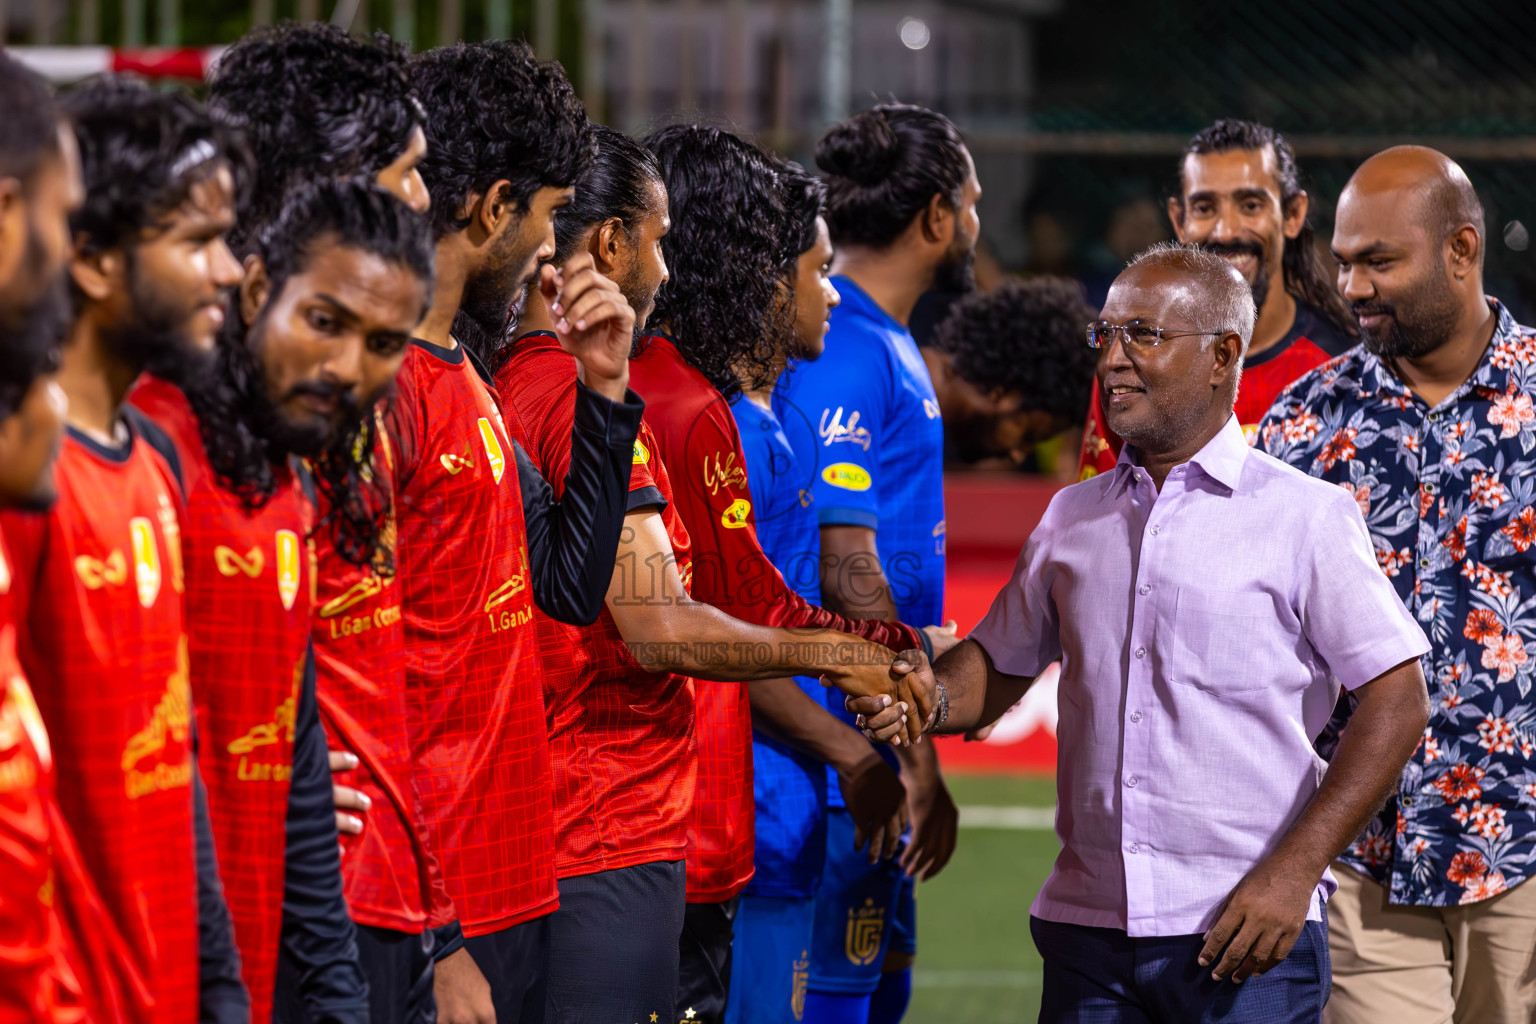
[1031,916,1331,1024]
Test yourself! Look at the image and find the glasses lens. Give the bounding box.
[1087,322,1110,348]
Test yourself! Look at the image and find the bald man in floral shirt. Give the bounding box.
[1262,146,1536,1023]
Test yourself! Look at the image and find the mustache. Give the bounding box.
[1202,239,1264,260]
[281,379,362,413]
[1351,301,1395,319]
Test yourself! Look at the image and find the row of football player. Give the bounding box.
[0,22,1093,1024]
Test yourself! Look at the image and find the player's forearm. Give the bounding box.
[927,640,1034,735]
[521,380,644,626]
[818,524,903,623]
[749,677,875,774]
[1267,658,1430,878]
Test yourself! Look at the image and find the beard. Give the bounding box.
[105,254,220,387]
[1354,262,1462,361]
[933,242,976,295]
[1202,239,1270,311]
[0,225,72,388]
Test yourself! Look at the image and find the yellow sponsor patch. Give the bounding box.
[821,462,871,491]
[477,418,506,484]
[633,438,651,465]
[1078,465,1099,482]
[720,498,751,529]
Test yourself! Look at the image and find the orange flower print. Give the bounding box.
[1442,515,1468,562]
[1460,870,1509,904]
[1470,471,1510,510]
[1488,386,1535,438]
[1480,633,1527,683]
[1463,608,1503,643]
[1500,506,1536,552]
[1432,763,1485,803]
[1477,715,1517,754]
[1319,427,1358,469]
[1446,850,1486,885]
[1339,481,1371,517]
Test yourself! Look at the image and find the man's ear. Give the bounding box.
[0,179,26,286]
[239,254,271,327]
[1209,331,1244,391]
[1282,190,1309,241]
[920,192,953,246]
[476,180,515,241]
[592,217,625,275]
[67,238,120,303]
[1166,196,1189,243]
[1447,224,1481,281]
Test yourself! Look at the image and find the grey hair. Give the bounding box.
[1126,241,1257,355]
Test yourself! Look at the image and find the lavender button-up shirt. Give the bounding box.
[971,415,1429,936]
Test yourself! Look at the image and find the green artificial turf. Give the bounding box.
[907,773,1059,1024]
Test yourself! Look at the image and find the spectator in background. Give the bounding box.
[1262,145,1536,1024]
[922,277,1099,466]
[1079,119,1356,479]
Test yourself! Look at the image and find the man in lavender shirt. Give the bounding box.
[850,244,1432,1023]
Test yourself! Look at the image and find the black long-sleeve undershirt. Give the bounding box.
[192,733,249,1023]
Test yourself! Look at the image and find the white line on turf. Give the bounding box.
[956,805,1056,830]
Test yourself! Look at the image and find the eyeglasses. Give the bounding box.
[1086,320,1225,351]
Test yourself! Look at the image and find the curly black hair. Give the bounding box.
[185,179,434,569]
[207,22,423,254]
[409,40,593,240]
[552,124,662,266]
[1175,119,1356,339]
[777,158,826,266]
[931,277,1099,425]
[64,76,245,257]
[815,103,969,251]
[644,124,794,400]
[0,52,65,420]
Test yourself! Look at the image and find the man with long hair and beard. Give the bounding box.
[501,128,919,1024]
[629,124,939,1024]
[1,75,249,1024]
[131,175,442,1024]
[210,24,458,1023]
[774,103,975,1024]
[401,41,647,1024]
[1078,119,1355,478]
[0,49,101,1023]
[1262,147,1536,1024]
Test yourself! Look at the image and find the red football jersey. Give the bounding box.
[0,530,91,1024]
[313,420,450,933]
[1079,331,1340,479]
[628,334,922,902]
[130,377,314,1024]
[498,332,697,879]
[2,427,198,1024]
[386,340,557,935]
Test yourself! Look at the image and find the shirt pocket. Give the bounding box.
[1168,587,1276,694]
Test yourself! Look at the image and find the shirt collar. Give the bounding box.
[1112,414,1248,494]
[1355,297,1519,401]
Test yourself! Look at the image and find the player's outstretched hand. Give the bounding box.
[328,749,370,839]
[923,620,961,659]
[541,253,634,403]
[845,650,937,744]
[1198,851,1318,984]
[840,752,909,864]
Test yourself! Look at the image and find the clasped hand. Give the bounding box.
[819,644,934,747]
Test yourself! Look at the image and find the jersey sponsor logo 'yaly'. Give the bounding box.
[121,637,193,799]
[702,450,749,497]
[633,438,651,465]
[819,406,872,450]
[821,462,872,492]
[719,497,752,529]
[845,897,885,966]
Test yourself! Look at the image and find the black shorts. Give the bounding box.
[677,895,741,1024]
[544,860,687,1024]
[464,914,552,1024]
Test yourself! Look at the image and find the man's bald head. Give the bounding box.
[1345,146,1484,263]
[1124,242,1257,354]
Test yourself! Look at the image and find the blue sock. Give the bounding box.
[868,968,911,1024]
[802,990,871,1024]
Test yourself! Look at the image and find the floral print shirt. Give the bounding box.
[1260,299,1536,907]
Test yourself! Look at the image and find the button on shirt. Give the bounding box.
[1261,299,1536,908]
[970,415,1429,936]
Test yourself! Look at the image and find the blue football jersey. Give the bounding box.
[732,396,829,898]
[775,276,947,808]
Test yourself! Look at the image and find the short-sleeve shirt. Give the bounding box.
[731,396,827,898]
[2,425,198,1023]
[1260,299,1536,908]
[498,331,697,880]
[971,415,1429,936]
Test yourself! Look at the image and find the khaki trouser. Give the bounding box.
[1324,861,1536,1024]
